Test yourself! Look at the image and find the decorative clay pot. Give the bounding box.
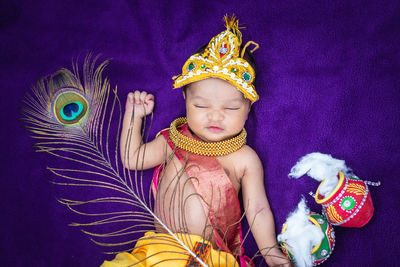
[280,212,335,266]
[315,171,374,227]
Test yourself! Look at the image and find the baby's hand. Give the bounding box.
[125,90,155,118]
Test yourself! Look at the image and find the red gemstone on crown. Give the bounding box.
[219,44,228,57]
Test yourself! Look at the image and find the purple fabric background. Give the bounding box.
[1,0,399,266]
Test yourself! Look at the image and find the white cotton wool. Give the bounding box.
[277,198,324,267]
[288,152,353,197]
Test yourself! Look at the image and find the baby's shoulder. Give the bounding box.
[232,145,262,168]
[238,144,260,158]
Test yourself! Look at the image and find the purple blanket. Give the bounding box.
[1,0,399,266]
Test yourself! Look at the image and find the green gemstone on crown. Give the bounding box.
[243,72,251,81]
[201,64,205,69]
[188,62,195,71]
[232,68,237,72]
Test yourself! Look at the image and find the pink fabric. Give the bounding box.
[151,163,164,196]
[152,123,251,266]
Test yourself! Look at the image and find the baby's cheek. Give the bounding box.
[186,108,199,119]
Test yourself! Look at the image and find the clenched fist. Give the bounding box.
[125,90,155,118]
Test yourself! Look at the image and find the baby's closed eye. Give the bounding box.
[194,105,209,108]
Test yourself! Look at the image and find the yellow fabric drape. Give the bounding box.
[101,231,239,267]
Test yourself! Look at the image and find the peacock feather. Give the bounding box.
[21,55,218,266]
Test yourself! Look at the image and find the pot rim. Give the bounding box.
[315,171,345,204]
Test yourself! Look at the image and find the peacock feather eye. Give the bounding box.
[53,89,89,125]
[60,102,84,121]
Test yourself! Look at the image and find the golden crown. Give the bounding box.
[172,15,260,102]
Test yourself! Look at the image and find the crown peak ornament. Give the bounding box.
[173,14,260,102]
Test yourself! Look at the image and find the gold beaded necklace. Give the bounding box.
[168,117,247,157]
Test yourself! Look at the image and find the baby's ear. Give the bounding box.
[247,99,252,111]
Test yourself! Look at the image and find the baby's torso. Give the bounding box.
[153,147,245,247]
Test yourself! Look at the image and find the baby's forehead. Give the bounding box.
[185,78,247,101]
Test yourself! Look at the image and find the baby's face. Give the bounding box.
[184,78,251,142]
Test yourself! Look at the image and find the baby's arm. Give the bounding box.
[120,90,166,170]
[241,148,291,267]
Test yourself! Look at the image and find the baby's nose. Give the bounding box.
[207,109,224,121]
